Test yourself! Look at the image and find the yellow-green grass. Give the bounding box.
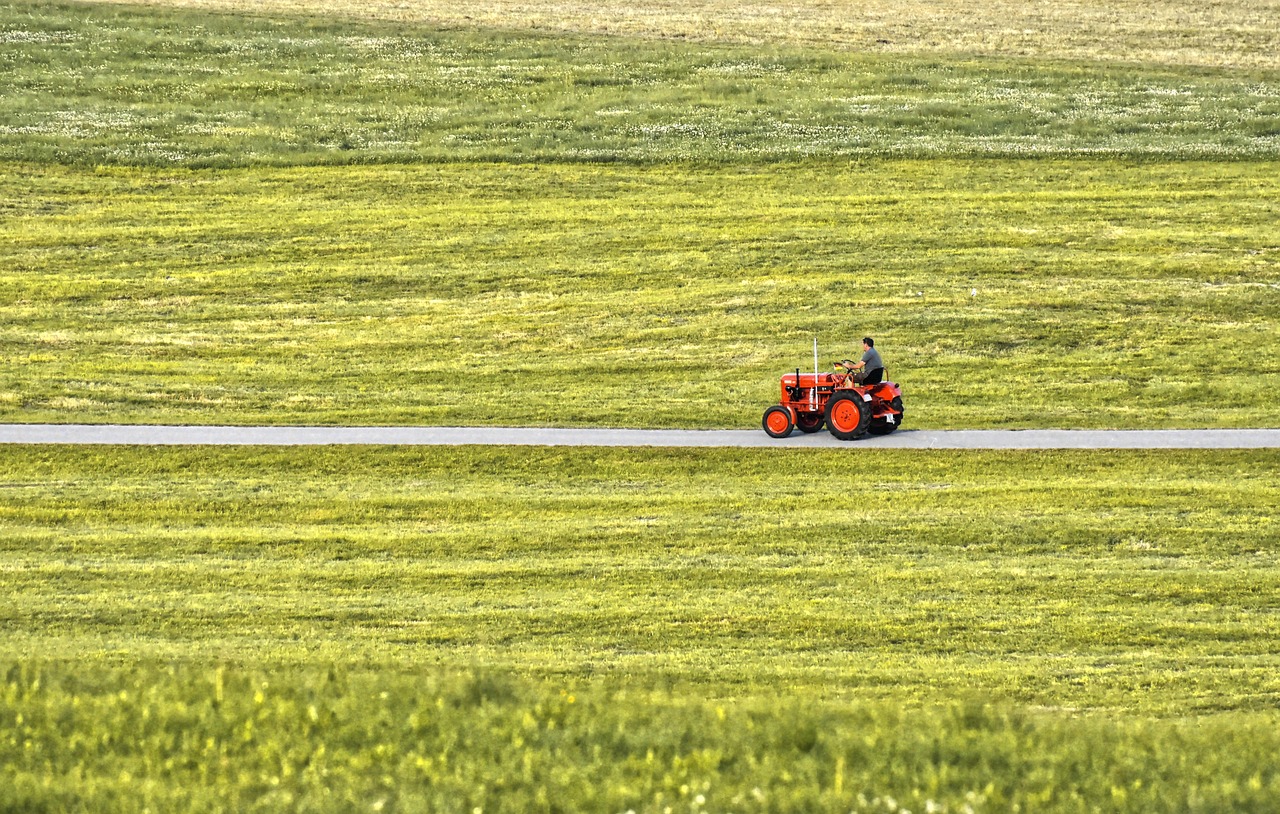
[4,160,1278,428]
[3,1,1280,168]
[3,1,1277,430]
[5,665,1280,813]
[3,446,1278,713]
[88,0,1280,71]
[3,445,1279,810]
[5,2,1279,809]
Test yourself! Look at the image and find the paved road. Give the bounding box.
[2,424,1279,449]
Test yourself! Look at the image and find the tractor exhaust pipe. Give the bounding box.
[812,336,819,411]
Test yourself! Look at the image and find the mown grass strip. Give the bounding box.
[86,0,1280,71]
[2,1,1279,167]
[3,446,1278,714]
[4,160,1277,428]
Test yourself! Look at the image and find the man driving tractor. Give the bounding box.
[836,337,884,384]
[763,335,903,439]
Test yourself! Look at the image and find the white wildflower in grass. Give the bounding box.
[699,60,788,77]
[0,28,77,43]
[629,122,709,137]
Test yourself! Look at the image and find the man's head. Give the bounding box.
[863,337,874,349]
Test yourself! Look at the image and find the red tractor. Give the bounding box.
[762,364,904,440]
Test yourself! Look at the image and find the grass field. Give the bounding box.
[5,446,1280,709]
[4,1,1280,167]
[4,0,1280,808]
[4,160,1279,428]
[88,0,1280,70]
[3,446,1280,810]
[5,664,1280,812]
[2,2,1278,429]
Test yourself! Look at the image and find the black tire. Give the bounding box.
[824,392,871,440]
[795,412,825,434]
[762,405,795,438]
[868,396,905,435]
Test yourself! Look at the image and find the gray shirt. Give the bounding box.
[861,346,883,372]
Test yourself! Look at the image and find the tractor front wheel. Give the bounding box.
[762,405,795,438]
[795,412,825,434]
[825,392,871,440]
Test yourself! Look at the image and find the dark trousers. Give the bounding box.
[860,368,884,385]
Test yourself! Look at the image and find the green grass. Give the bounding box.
[2,2,1277,430]
[5,664,1280,813]
[1,2,1277,430]
[81,0,1280,72]
[3,160,1278,428]
[5,0,1280,808]
[2,446,1280,810]
[2,1,1279,167]
[4,446,1278,711]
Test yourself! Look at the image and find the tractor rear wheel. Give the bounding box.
[762,405,795,438]
[868,396,905,435]
[825,392,871,440]
[795,413,825,433]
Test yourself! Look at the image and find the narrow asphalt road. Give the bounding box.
[2,425,1279,449]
